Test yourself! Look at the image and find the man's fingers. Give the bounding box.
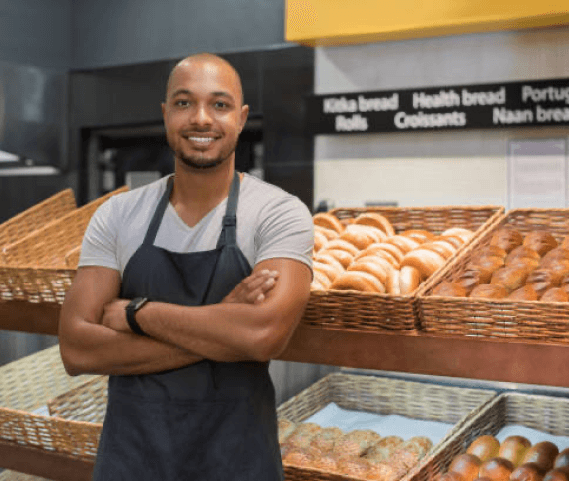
[245,277,277,303]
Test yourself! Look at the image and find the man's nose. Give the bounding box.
[191,104,213,126]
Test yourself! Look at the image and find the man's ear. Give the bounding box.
[240,104,250,132]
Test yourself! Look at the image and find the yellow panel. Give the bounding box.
[286,0,569,46]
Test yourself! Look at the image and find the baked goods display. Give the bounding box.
[443,435,569,481]
[312,211,474,295]
[432,228,569,302]
[278,419,433,480]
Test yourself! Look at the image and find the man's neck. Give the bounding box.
[169,160,237,228]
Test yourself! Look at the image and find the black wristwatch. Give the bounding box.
[125,297,149,336]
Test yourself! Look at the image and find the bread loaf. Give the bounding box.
[490,228,524,253]
[314,230,328,252]
[469,284,508,299]
[309,426,344,453]
[507,285,539,301]
[421,240,456,260]
[506,246,541,265]
[353,212,395,237]
[313,262,342,283]
[387,235,420,254]
[355,244,400,267]
[441,227,473,243]
[400,249,446,279]
[491,266,531,292]
[313,213,344,233]
[399,265,422,294]
[541,287,569,302]
[331,271,386,293]
[348,259,391,285]
[315,225,339,241]
[523,231,558,256]
[401,229,435,243]
[321,248,355,269]
[432,281,468,297]
[340,224,382,250]
[324,239,360,257]
[455,268,494,294]
[278,419,297,444]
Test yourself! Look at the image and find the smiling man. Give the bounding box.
[58,53,314,480]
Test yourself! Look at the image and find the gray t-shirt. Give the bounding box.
[79,174,314,276]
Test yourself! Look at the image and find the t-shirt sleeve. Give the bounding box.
[254,195,314,270]
[78,196,120,271]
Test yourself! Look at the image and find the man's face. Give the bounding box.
[162,59,249,170]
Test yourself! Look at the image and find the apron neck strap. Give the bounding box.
[216,171,240,248]
[143,172,241,247]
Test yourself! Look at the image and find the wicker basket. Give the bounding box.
[305,206,504,332]
[419,208,569,342]
[0,186,128,304]
[277,372,497,481]
[0,345,102,470]
[0,189,76,259]
[407,391,569,481]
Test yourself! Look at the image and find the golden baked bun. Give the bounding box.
[526,269,563,297]
[311,269,331,290]
[562,236,569,250]
[354,255,396,281]
[455,268,494,295]
[365,436,404,462]
[366,460,407,481]
[544,468,569,481]
[399,265,422,295]
[387,235,420,254]
[421,240,457,260]
[285,423,323,451]
[400,249,446,279]
[334,429,381,458]
[479,457,515,481]
[283,447,319,467]
[522,441,559,473]
[313,212,344,233]
[313,262,343,283]
[331,271,386,293]
[401,229,435,244]
[309,426,344,453]
[311,451,341,474]
[353,212,395,237]
[490,228,524,253]
[441,227,474,243]
[402,436,433,458]
[432,281,467,297]
[324,239,360,257]
[355,244,401,267]
[507,285,538,301]
[554,448,569,469]
[439,473,467,481]
[340,224,383,250]
[468,254,505,274]
[510,463,545,481]
[278,419,297,444]
[466,435,500,462]
[469,284,508,299]
[476,245,508,260]
[313,252,345,272]
[490,266,531,292]
[320,248,355,269]
[523,231,558,256]
[336,457,372,478]
[314,230,328,252]
[348,259,391,285]
[506,246,541,265]
[540,248,569,266]
[498,436,532,467]
[315,225,340,241]
[449,453,483,481]
[438,235,467,250]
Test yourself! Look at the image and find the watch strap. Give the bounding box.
[126,297,149,336]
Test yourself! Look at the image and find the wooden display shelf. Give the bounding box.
[0,300,60,335]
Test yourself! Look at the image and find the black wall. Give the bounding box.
[68,46,315,208]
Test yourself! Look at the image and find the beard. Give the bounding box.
[173,135,238,171]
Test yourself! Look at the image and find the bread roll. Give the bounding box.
[497,435,531,466]
[541,287,569,302]
[278,419,297,444]
[313,212,344,233]
[336,457,371,478]
[324,239,360,257]
[449,453,483,481]
[490,228,524,253]
[387,235,420,254]
[468,254,505,273]
[469,284,508,299]
[402,436,433,458]
[401,229,435,243]
[476,245,508,260]
[353,212,395,237]
[554,448,569,469]
[334,430,381,458]
[354,255,396,280]
[507,256,540,273]
[366,460,406,481]
[508,285,539,301]
[311,270,331,290]
[455,268,494,294]
[311,451,341,473]
[466,435,500,462]
[331,271,386,293]
[340,224,380,250]
[309,426,344,453]
[387,269,401,295]
[544,468,569,481]
[314,230,328,252]
[523,231,558,256]
[506,246,541,265]
[313,262,342,283]
[321,248,355,269]
[285,423,322,450]
[442,227,473,243]
[432,281,468,298]
[540,248,569,266]
[526,269,561,297]
[438,235,467,249]
[490,266,531,291]
[315,225,339,241]
[365,242,405,264]
[562,236,569,250]
[355,244,400,267]
[313,253,345,273]
[399,265,422,294]
[400,249,446,279]
[422,240,456,260]
[510,463,544,481]
[283,448,318,467]
[522,442,559,473]
[365,436,404,462]
[479,457,514,481]
[348,259,390,285]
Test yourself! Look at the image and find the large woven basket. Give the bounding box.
[0,186,128,304]
[0,189,76,257]
[407,392,569,481]
[304,206,504,332]
[419,208,569,342]
[0,345,102,476]
[277,372,497,481]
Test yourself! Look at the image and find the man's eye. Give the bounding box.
[175,99,189,107]
[215,101,228,109]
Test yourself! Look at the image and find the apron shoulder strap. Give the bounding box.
[143,176,174,245]
[216,172,240,248]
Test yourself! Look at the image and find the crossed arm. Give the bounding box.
[58,258,311,376]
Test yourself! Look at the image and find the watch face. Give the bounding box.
[132,297,148,310]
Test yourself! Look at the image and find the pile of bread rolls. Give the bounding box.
[279,419,433,481]
[432,227,569,301]
[441,434,569,481]
[312,211,474,295]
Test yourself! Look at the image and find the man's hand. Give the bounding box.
[222,269,279,305]
[101,299,131,333]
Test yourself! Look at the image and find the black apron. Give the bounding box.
[92,173,283,481]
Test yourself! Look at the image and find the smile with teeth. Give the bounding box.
[185,136,216,143]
